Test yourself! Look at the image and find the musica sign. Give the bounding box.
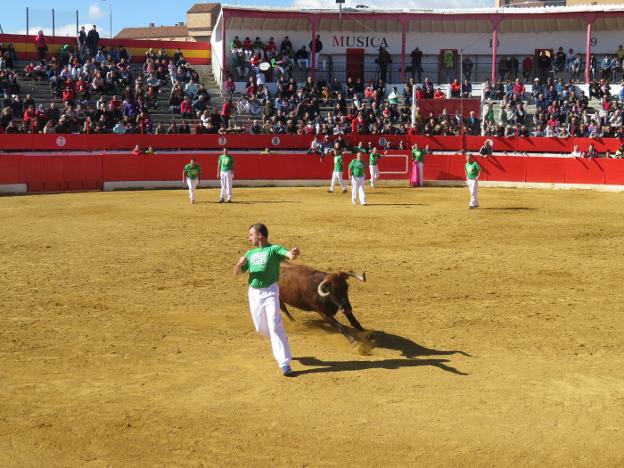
[332,35,389,49]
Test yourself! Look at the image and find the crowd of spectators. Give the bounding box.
[0,30,217,135]
[231,73,415,137]
[4,32,624,142]
[479,75,624,139]
[229,34,323,82]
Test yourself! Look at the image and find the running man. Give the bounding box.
[368,147,386,187]
[349,152,367,206]
[464,151,481,209]
[217,148,234,203]
[328,147,347,193]
[233,223,300,377]
[182,158,201,204]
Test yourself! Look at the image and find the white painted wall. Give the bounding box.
[224,27,624,61]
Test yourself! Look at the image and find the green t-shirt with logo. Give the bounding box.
[369,152,382,166]
[333,153,344,172]
[218,154,234,171]
[349,159,366,177]
[184,163,201,179]
[412,149,425,163]
[465,161,481,180]
[241,244,289,289]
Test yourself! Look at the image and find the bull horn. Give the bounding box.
[317,278,330,297]
[345,271,366,282]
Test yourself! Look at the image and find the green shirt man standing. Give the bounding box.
[182,158,201,204]
[328,149,347,193]
[410,143,429,188]
[348,152,367,205]
[464,152,481,209]
[368,147,386,188]
[217,148,234,203]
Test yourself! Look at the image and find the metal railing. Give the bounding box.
[226,52,620,86]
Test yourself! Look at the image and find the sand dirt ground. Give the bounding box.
[1,186,624,467]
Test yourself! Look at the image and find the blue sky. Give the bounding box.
[1,0,493,37]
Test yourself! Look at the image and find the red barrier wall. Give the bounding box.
[2,152,624,194]
[416,99,482,118]
[0,134,408,151]
[2,134,623,153]
[423,154,624,186]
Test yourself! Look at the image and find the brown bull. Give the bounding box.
[278,263,367,344]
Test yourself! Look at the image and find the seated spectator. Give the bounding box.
[461,79,472,98]
[433,88,446,99]
[479,139,493,157]
[585,143,598,159]
[570,145,582,158]
[295,46,309,71]
[449,79,461,98]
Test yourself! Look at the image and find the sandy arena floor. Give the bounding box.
[1,185,624,467]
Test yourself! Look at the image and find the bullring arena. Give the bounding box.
[2,2,624,466]
[2,183,624,466]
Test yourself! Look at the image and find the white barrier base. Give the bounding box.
[0,184,27,194]
[85,179,624,193]
[428,180,624,192]
[103,179,409,191]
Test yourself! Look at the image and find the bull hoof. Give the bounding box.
[356,340,374,355]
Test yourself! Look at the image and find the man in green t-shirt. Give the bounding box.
[410,143,429,188]
[328,148,347,194]
[182,158,201,204]
[368,147,387,188]
[216,148,234,203]
[348,152,367,206]
[464,151,481,209]
[233,223,301,377]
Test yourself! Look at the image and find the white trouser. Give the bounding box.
[417,162,424,187]
[248,283,291,368]
[220,170,233,201]
[369,164,380,186]
[330,171,346,191]
[351,176,366,205]
[186,177,198,201]
[468,179,479,207]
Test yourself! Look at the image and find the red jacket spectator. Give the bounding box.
[265,39,276,55]
[109,97,122,110]
[23,107,36,125]
[414,88,425,100]
[450,81,461,97]
[221,101,232,118]
[63,88,76,102]
[180,99,192,116]
[433,89,446,99]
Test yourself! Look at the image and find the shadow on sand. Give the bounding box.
[291,327,470,377]
[480,207,536,211]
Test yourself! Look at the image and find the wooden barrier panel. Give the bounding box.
[526,157,566,183]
